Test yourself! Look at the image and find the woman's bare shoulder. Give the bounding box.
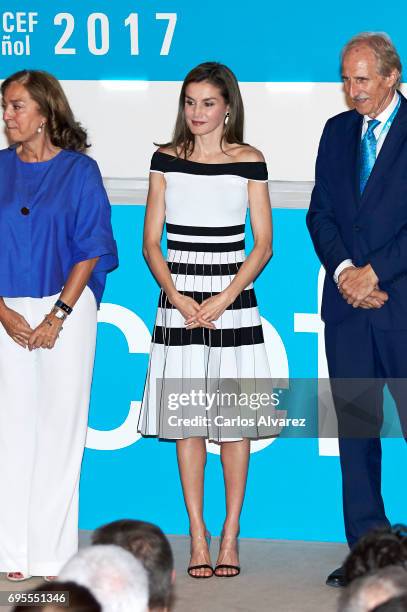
[227,145,265,163]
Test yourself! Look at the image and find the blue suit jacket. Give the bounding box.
[306,92,407,329]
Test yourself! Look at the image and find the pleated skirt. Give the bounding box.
[138,224,280,441]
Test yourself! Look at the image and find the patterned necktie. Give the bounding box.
[360,119,380,193]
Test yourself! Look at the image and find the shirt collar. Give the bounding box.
[364,90,399,127]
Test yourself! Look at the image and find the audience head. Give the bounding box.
[371,593,407,611]
[59,544,148,612]
[345,525,407,583]
[12,581,100,611]
[339,566,407,612]
[92,519,174,610]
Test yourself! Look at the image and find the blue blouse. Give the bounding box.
[0,146,118,308]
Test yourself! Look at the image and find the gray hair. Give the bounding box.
[59,544,148,612]
[338,566,407,612]
[341,32,402,88]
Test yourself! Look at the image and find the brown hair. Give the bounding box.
[342,32,402,88]
[92,519,174,609]
[1,69,90,151]
[158,61,246,157]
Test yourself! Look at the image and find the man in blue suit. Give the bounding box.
[307,32,406,587]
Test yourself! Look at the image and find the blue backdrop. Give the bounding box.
[1,0,407,81]
[1,0,406,542]
[80,207,407,542]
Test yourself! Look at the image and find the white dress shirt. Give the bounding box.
[333,91,400,284]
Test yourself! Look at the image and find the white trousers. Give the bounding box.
[0,286,97,575]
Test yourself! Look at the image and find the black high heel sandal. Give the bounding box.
[187,532,213,579]
[214,532,241,578]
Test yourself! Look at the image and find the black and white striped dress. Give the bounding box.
[138,151,278,441]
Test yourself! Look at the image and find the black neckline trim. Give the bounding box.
[156,151,265,167]
[151,151,268,179]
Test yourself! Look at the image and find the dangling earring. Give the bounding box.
[224,112,230,126]
[37,122,44,134]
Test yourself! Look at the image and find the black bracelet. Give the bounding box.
[55,299,73,315]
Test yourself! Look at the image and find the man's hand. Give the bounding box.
[338,264,381,308]
[358,288,389,309]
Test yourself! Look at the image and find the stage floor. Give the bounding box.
[0,534,347,611]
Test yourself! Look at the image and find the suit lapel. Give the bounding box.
[360,92,407,205]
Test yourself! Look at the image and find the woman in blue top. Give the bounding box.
[0,70,118,581]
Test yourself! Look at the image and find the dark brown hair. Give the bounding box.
[92,519,174,609]
[158,61,246,157]
[344,524,407,583]
[1,69,90,151]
